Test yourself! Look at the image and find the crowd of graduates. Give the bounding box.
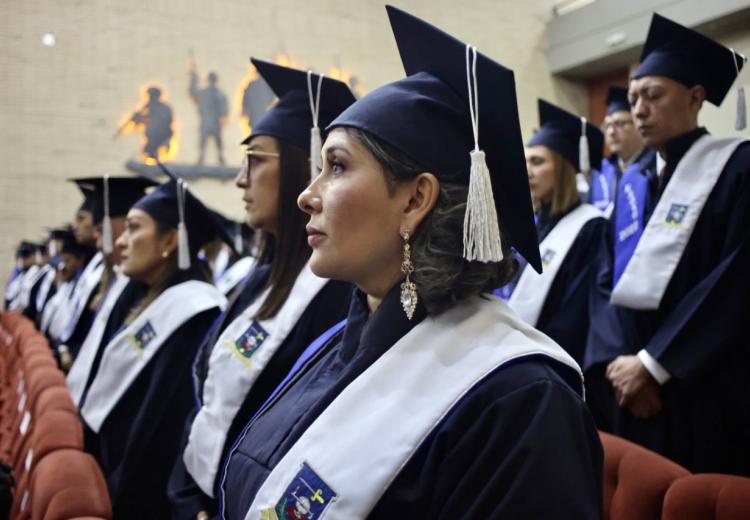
[2,6,749,519]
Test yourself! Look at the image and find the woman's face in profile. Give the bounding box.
[298,128,403,288]
[525,145,556,206]
[116,208,173,282]
[236,135,281,234]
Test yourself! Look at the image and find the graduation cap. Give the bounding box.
[633,13,747,129]
[57,229,87,257]
[70,178,97,213]
[606,86,630,115]
[244,58,357,178]
[328,5,540,271]
[131,173,234,270]
[527,99,604,175]
[69,176,158,254]
[15,241,37,259]
[46,225,73,257]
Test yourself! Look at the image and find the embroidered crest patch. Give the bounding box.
[266,462,337,519]
[665,203,688,226]
[541,248,556,267]
[229,320,269,367]
[129,321,157,352]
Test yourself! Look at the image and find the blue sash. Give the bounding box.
[612,163,649,286]
[216,319,347,506]
[591,159,618,212]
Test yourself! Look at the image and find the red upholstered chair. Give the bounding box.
[26,449,111,520]
[10,409,85,519]
[662,473,750,520]
[600,431,690,520]
[34,386,77,417]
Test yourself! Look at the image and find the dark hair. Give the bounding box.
[346,127,516,315]
[254,138,311,320]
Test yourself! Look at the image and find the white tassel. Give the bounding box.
[102,215,114,254]
[310,126,322,178]
[463,150,504,262]
[736,87,746,131]
[102,174,113,254]
[48,241,57,258]
[35,250,42,264]
[578,117,590,173]
[307,70,324,180]
[462,45,503,263]
[176,179,191,270]
[178,222,191,270]
[234,222,244,254]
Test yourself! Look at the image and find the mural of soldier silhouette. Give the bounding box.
[189,57,229,165]
[114,86,174,160]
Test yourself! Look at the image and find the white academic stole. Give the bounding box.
[8,265,43,311]
[215,256,257,295]
[67,273,130,407]
[184,262,329,497]
[508,203,601,326]
[80,280,226,433]
[241,296,581,520]
[59,254,105,342]
[40,280,73,335]
[35,266,57,313]
[611,136,747,310]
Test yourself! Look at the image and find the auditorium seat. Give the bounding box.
[25,449,111,520]
[662,473,750,520]
[600,431,690,520]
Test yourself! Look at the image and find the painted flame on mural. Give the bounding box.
[115,85,179,165]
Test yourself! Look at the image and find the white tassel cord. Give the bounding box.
[462,45,504,263]
[731,47,747,131]
[102,174,113,254]
[307,70,324,179]
[578,117,590,174]
[176,180,191,270]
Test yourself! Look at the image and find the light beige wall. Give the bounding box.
[1,0,582,286]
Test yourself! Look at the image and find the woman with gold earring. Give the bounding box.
[219,7,602,519]
[502,100,607,366]
[73,176,229,519]
[168,60,356,520]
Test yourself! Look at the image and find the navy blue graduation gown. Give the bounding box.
[221,285,602,519]
[168,269,353,520]
[21,266,51,322]
[81,269,222,519]
[533,203,607,365]
[585,127,750,475]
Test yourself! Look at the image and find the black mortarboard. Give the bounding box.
[633,13,746,107]
[606,86,630,115]
[46,225,73,257]
[58,229,87,257]
[132,176,234,269]
[244,59,357,176]
[70,178,97,213]
[328,5,541,272]
[527,99,604,173]
[16,241,36,259]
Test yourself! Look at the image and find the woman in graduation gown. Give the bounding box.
[75,177,229,519]
[504,100,607,365]
[219,7,602,519]
[168,61,356,519]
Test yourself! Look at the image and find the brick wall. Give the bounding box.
[0,0,588,286]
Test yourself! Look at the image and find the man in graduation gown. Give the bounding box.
[585,13,750,476]
[4,241,39,309]
[591,86,654,215]
[56,176,156,362]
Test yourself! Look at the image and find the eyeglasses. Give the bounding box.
[237,149,280,180]
[601,119,633,132]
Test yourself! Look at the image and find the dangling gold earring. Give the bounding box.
[400,230,417,320]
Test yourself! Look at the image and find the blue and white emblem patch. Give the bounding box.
[130,321,156,352]
[229,320,269,367]
[541,248,556,267]
[269,462,337,519]
[665,203,688,226]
